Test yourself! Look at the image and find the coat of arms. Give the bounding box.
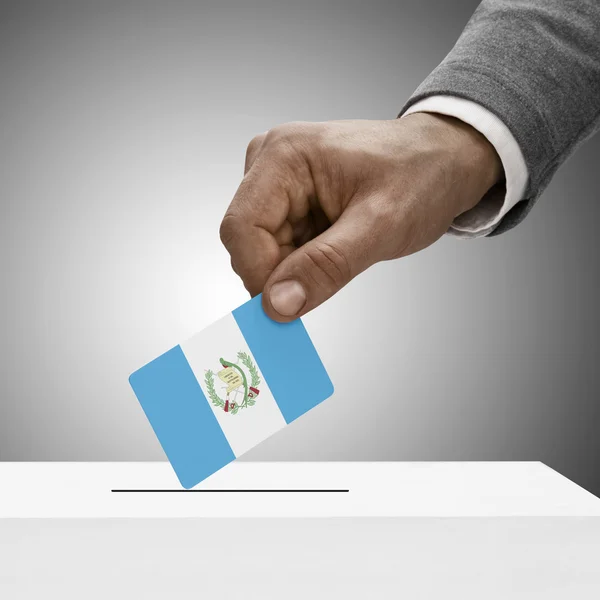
[204,351,260,415]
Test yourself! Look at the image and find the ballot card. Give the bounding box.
[129,294,334,489]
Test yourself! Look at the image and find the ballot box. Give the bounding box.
[1,462,599,598]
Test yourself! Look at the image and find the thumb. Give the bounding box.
[262,203,388,321]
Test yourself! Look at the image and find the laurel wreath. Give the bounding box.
[237,351,261,388]
[204,351,261,415]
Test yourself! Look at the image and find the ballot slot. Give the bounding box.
[110,488,350,493]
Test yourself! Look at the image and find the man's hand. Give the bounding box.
[220,114,502,321]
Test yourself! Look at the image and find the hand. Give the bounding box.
[220,114,502,321]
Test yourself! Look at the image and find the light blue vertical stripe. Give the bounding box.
[232,294,334,424]
[129,345,235,489]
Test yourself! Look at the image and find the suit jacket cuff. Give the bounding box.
[402,95,529,239]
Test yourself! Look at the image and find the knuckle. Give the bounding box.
[245,133,267,163]
[259,123,316,177]
[264,121,310,149]
[219,213,238,248]
[302,240,352,288]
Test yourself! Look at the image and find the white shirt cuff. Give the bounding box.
[402,96,529,238]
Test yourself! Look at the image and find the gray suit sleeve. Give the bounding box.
[400,0,600,235]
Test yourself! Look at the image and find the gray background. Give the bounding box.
[1,0,599,495]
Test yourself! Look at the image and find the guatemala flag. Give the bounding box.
[129,294,334,489]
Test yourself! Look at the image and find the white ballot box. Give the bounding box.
[1,462,599,599]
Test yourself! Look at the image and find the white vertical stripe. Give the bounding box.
[180,313,286,458]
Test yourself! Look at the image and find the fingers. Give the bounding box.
[220,177,288,296]
[222,132,306,295]
[262,200,394,321]
[223,124,317,296]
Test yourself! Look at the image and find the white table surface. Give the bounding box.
[1,462,599,599]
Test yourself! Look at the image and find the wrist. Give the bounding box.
[403,112,504,217]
